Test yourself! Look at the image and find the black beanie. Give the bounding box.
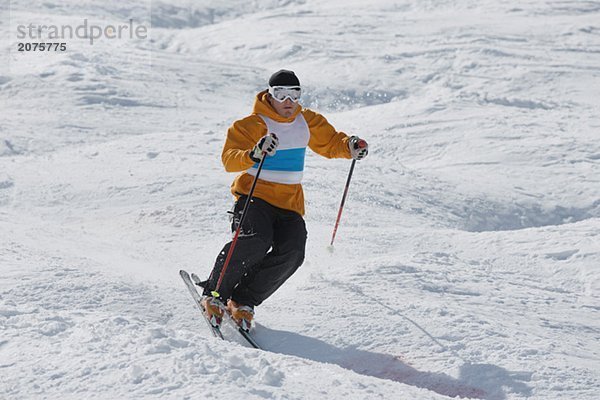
[268,69,300,87]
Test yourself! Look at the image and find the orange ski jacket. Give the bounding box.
[222,90,352,215]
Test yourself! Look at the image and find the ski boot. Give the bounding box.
[227,299,254,332]
[200,296,226,328]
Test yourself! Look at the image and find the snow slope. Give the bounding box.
[1,1,599,399]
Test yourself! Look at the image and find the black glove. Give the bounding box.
[349,136,368,160]
[249,133,279,162]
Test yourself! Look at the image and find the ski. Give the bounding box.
[191,272,206,288]
[190,272,262,350]
[179,269,224,340]
[225,313,261,349]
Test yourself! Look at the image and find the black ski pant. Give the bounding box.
[203,196,307,307]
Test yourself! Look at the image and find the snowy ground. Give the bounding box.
[1,1,599,399]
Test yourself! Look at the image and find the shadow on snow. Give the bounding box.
[255,326,532,400]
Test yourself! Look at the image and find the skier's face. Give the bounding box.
[269,95,299,118]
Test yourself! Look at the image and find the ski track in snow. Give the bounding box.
[1,0,599,399]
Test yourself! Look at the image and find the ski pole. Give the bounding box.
[212,151,267,298]
[330,139,366,247]
[330,160,356,247]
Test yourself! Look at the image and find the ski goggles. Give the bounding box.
[268,85,302,103]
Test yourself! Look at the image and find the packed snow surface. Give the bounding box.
[1,1,599,399]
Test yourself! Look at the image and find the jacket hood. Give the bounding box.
[252,90,302,123]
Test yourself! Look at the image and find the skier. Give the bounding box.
[201,69,369,328]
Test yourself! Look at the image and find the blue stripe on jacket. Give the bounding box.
[251,147,306,172]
